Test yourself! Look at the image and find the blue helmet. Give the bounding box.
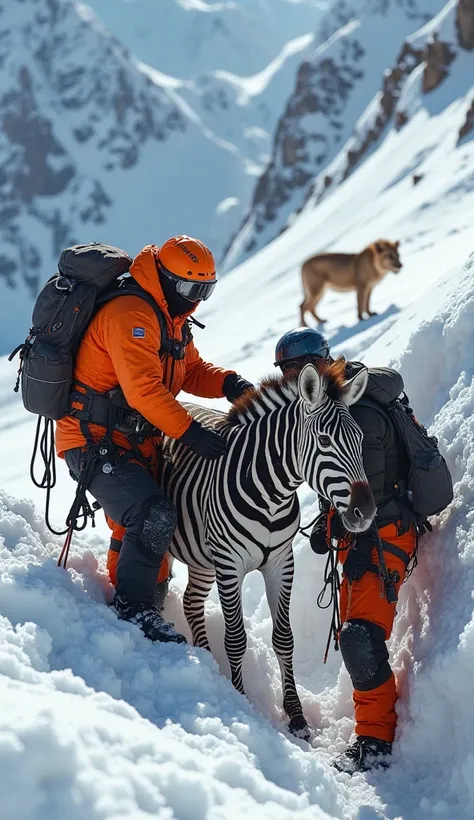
[274,327,330,367]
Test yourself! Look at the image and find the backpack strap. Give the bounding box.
[97,280,193,360]
[68,280,197,441]
[70,281,195,438]
[353,395,414,533]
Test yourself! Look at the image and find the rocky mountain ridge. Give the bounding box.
[224,0,474,269]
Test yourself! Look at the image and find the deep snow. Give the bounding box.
[2,250,474,819]
[1,18,474,818]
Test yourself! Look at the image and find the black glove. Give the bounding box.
[178,420,228,460]
[223,373,255,403]
[309,505,346,555]
[343,537,373,582]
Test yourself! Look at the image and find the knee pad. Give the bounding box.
[339,619,391,691]
[139,496,177,558]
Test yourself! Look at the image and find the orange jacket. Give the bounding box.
[56,245,234,457]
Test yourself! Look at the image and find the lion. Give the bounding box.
[300,240,402,324]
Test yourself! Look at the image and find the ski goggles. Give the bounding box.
[277,352,332,373]
[158,262,217,302]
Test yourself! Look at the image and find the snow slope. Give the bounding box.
[85,0,327,256]
[86,0,325,79]
[1,19,474,818]
[225,0,472,268]
[2,255,474,818]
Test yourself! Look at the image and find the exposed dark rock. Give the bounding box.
[458,96,474,141]
[2,68,75,202]
[457,0,474,50]
[422,35,456,93]
[241,33,368,240]
[0,0,185,295]
[396,110,409,129]
[341,41,423,179]
[225,0,438,265]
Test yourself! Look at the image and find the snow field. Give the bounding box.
[1,2,474,811]
[1,252,474,818]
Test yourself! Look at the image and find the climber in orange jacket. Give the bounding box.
[56,236,253,643]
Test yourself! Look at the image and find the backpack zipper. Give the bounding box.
[47,293,69,332]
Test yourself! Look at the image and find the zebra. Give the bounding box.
[159,359,376,738]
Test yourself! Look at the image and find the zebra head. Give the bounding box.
[298,362,376,532]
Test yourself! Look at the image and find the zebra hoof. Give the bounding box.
[288,715,311,742]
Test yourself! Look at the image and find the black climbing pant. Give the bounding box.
[65,447,177,604]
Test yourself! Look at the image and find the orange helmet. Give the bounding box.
[157,235,217,302]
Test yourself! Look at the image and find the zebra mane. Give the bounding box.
[227,358,347,425]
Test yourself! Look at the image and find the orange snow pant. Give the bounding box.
[339,522,416,742]
[106,517,170,587]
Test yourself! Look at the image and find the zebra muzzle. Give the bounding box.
[340,482,376,532]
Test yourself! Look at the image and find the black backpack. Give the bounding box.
[10,242,196,553]
[360,389,453,522]
[10,242,193,421]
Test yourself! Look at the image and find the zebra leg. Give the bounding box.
[261,549,311,741]
[215,565,247,694]
[183,566,216,650]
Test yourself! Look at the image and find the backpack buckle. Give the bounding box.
[172,340,185,360]
[55,275,75,292]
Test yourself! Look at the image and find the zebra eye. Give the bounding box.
[319,435,331,447]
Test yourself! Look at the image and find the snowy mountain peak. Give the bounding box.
[223,0,471,269]
[87,0,325,78]
[0,0,326,354]
[0,0,187,296]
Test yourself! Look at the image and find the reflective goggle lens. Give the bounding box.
[157,261,217,301]
[277,351,330,370]
[175,279,216,302]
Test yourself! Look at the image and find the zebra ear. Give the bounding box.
[340,367,368,407]
[298,364,325,410]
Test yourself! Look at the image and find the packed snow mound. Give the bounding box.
[360,250,474,818]
[2,252,474,818]
[0,492,341,820]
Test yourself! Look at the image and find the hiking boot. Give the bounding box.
[113,594,187,644]
[333,736,392,775]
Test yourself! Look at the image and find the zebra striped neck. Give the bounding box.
[227,378,303,500]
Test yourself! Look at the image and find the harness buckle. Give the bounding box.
[384,577,398,604]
